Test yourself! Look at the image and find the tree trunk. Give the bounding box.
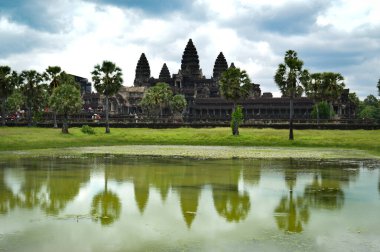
[289,97,294,140]
[53,111,58,128]
[62,113,69,134]
[1,98,6,126]
[316,103,320,125]
[27,105,32,127]
[105,95,110,134]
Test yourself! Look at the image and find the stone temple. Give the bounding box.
[83,39,356,121]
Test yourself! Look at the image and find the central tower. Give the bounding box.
[180,39,202,78]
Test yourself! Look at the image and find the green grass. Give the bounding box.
[0,127,379,156]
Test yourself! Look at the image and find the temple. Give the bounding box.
[83,39,356,121]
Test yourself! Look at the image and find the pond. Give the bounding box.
[0,157,379,252]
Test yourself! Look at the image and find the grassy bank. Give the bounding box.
[0,127,379,157]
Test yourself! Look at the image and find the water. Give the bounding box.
[0,157,379,252]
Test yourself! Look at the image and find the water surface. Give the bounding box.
[0,157,379,251]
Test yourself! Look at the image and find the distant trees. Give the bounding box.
[49,73,82,134]
[377,79,380,97]
[358,95,380,120]
[0,66,18,126]
[219,67,252,136]
[304,72,345,121]
[19,70,46,126]
[92,61,123,134]
[141,82,187,121]
[274,50,309,140]
[43,66,63,128]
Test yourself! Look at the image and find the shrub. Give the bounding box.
[231,105,244,135]
[81,125,95,135]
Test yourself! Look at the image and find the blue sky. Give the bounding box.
[0,0,379,98]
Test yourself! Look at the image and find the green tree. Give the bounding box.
[170,94,187,114]
[363,94,379,107]
[6,89,23,115]
[320,72,345,118]
[43,66,62,128]
[0,66,18,126]
[377,79,380,97]
[49,74,82,134]
[141,82,173,119]
[92,61,123,133]
[274,50,309,140]
[219,67,252,136]
[20,70,45,126]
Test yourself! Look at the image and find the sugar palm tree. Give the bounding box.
[274,50,309,140]
[219,67,252,135]
[92,61,123,133]
[43,66,62,128]
[20,70,45,126]
[305,73,323,123]
[321,72,345,119]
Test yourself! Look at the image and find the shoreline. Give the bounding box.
[1,145,379,160]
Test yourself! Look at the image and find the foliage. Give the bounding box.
[49,75,82,133]
[358,95,380,120]
[230,105,244,132]
[219,67,252,103]
[81,125,96,135]
[274,50,309,98]
[219,67,251,135]
[377,79,380,97]
[274,50,308,140]
[141,82,173,116]
[0,66,18,125]
[20,70,46,126]
[5,89,23,113]
[311,101,333,119]
[170,94,187,114]
[92,60,123,133]
[43,66,62,92]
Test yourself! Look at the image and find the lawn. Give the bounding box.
[0,127,379,156]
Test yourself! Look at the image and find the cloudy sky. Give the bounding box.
[0,0,379,98]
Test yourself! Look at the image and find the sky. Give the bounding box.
[0,0,379,98]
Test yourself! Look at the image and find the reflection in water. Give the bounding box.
[0,169,17,214]
[91,167,121,226]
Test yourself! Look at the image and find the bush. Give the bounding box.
[231,105,244,135]
[311,101,333,119]
[81,125,95,135]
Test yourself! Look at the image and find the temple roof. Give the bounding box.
[213,52,228,79]
[229,62,236,69]
[135,53,151,80]
[181,39,200,75]
[159,63,171,80]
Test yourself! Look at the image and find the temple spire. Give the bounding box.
[181,39,201,76]
[159,63,171,80]
[213,52,228,79]
[134,53,150,86]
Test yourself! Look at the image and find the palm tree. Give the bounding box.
[43,66,62,128]
[274,50,309,140]
[140,82,173,120]
[92,61,123,133]
[320,72,345,119]
[20,70,44,126]
[305,73,323,123]
[219,67,252,135]
[0,66,18,126]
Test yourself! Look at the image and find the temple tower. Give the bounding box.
[159,63,171,81]
[134,53,151,86]
[181,39,202,77]
[213,52,228,79]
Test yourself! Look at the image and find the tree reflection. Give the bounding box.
[212,165,251,223]
[0,169,17,214]
[274,192,309,233]
[91,168,121,226]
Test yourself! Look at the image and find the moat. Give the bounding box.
[1,157,379,251]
